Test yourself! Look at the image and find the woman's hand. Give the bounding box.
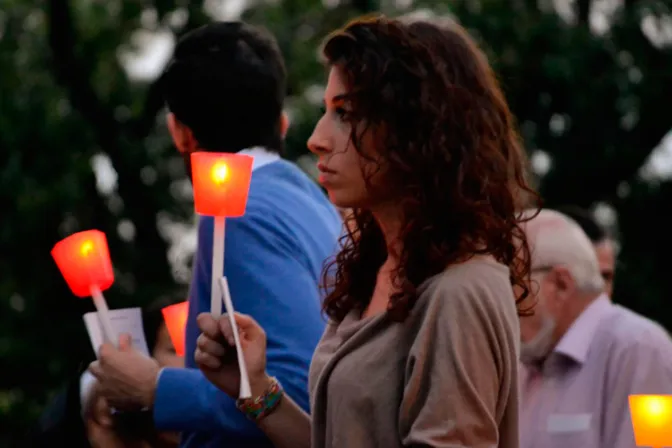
[197,312,312,448]
[195,312,270,399]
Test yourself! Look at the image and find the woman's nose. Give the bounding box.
[307,119,331,155]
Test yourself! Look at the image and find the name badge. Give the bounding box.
[547,413,592,433]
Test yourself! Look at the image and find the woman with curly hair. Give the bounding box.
[195,15,536,448]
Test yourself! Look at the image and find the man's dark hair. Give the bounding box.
[160,22,287,153]
[555,205,607,243]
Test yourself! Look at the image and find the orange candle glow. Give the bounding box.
[629,395,672,447]
[51,230,114,298]
[191,152,254,217]
[161,301,188,357]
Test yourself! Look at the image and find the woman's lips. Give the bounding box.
[317,163,336,185]
[317,162,336,174]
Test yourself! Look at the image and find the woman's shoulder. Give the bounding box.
[421,255,511,292]
[415,255,517,323]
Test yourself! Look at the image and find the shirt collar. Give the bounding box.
[237,146,280,172]
[554,294,611,364]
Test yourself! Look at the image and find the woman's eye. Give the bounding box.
[334,107,348,120]
[319,104,349,122]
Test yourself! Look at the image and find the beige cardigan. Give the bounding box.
[308,258,520,448]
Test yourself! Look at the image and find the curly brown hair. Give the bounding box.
[320,15,539,322]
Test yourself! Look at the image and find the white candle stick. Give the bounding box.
[218,277,252,399]
[211,216,226,317]
[90,285,116,345]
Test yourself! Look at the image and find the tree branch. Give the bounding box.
[576,0,591,25]
[47,0,121,144]
[623,0,637,13]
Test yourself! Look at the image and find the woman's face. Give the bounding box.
[307,67,386,209]
[152,323,184,368]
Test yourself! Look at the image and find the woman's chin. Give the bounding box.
[327,190,358,209]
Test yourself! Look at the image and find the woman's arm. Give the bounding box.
[251,375,312,448]
[399,265,519,447]
[195,313,312,447]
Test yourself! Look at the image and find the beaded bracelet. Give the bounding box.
[236,377,283,422]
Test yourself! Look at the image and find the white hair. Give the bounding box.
[523,209,605,294]
[397,9,458,28]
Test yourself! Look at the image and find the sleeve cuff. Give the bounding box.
[79,371,97,417]
[153,367,201,430]
[152,367,263,436]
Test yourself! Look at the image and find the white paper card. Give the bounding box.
[83,307,150,356]
[547,413,592,433]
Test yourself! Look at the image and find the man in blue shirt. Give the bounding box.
[89,22,341,447]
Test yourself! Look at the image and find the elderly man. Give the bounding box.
[519,209,672,448]
[555,205,616,296]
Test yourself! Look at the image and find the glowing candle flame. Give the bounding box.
[80,240,94,257]
[211,163,229,185]
[647,397,665,418]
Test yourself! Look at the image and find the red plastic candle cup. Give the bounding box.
[191,152,253,217]
[51,230,114,297]
[161,301,188,357]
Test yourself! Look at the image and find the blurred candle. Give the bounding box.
[629,395,672,447]
[51,230,117,344]
[161,301,188,357]
[51,230,114,298]
[190,152,253,317]
[190,152,254,400]
[191,152,254,217]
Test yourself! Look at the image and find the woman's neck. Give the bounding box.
[371,202,403,265]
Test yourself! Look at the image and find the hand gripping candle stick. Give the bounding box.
[191,152,253,398]
[51,230,117,345]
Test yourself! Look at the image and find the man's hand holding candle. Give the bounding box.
[89,334,161,410]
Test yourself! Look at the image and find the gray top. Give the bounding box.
[309,257,521,448]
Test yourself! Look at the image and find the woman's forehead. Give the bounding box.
[325,67,348,96]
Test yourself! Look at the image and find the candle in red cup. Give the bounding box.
[190,151,254,398]
[52,229,117,345]
[191,152,254,217]
[161,301,188,357]
[51,230,114,297]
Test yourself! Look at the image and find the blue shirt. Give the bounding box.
[153,159,341,447]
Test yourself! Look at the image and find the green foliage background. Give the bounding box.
[1,0,670,442]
